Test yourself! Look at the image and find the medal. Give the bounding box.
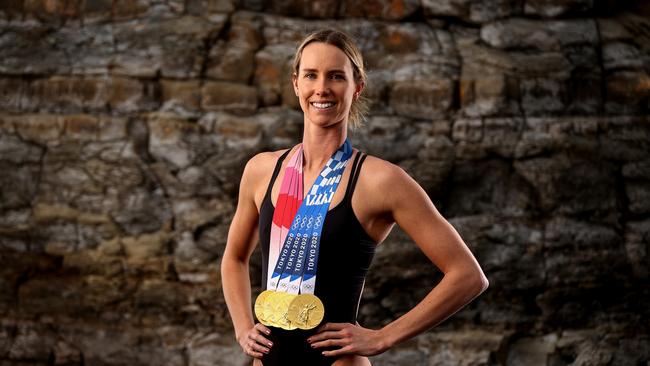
[287,293,325,329]
[254,289,273,324]
[255,140,353,330]
[269,291,297,329]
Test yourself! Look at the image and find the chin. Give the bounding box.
[307,115,346,128]
[304,107,346,126]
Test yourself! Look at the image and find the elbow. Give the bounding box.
[447,266,489,299]
[220,251,249,278]
[459,266,488,298]
[478,272,489,294]
[473,269,489,296]
[220,257,228,276]
[220,252,238,279]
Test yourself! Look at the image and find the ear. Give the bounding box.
[292,73,299,96]
[354,81,365,100]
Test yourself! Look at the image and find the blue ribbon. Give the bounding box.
[270,140,353,292]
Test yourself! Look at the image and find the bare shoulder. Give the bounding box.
[357,154,412,188]
[242,148,290,182]
[356,153,429,212]
[240,148,292,208]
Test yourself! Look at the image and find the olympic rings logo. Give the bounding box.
[292,215,301,230]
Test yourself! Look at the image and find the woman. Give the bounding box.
[221,29,489,366]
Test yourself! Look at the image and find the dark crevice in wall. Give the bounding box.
[199,15,232,84]
[429,15,480,30]
[450,80,461,113]
[593,17,608,116]
[593,0,647,16]
[127,117,152,163]
[401,6,426,24]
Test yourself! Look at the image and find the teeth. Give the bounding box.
[311,102,335,109]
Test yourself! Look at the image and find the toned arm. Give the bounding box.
[221,153,274,358]
[372,160,489,349]
[310,157,489,357]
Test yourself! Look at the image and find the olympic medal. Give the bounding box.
[267,291,297,330]
[263,290,281,327]
[254,290,273,326]
[287,293,324,329]
[261,290,282,327]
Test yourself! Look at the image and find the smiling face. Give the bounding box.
[293,42,364,129]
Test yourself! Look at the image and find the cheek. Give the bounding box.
[343,89,355,103]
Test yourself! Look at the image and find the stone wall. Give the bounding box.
[1,0,649,365]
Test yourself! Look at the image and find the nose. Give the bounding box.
[315,77,331,96]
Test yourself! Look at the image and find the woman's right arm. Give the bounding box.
[221,154,273,359]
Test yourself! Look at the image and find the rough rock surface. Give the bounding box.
[0,0,649,365]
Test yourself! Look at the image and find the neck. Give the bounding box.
[301,122,347,171]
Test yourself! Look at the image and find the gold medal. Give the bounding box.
[263,290,280,327]
[287,293,324,329]
[266,291,297,330]
[254,290,273,326]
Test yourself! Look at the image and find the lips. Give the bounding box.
[310,101,336,109]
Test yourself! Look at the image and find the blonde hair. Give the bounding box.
[292,29,369,128]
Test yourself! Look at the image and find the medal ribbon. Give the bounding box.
[267,140,353,295]
[267,145,303,288]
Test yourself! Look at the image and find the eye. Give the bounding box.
[331,74,346,80]
[304,73,316,79]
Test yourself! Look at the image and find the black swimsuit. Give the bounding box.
[258,149,376,365]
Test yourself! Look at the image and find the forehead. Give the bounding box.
[299,42,353,72]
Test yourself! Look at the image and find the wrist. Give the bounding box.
[235,323,253,344]
[375,326,396,353]
[235,329,246,344]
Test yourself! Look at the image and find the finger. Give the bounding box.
[245,344,265,359]
[255,323,272,336]
[316,322,346,333]
[309,330,345,343]
[249,332,274,348]
[322,345,354,357]
[249,340,271,355]
[310,338,348,349]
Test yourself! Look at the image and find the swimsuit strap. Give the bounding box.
[344,151,367,201]
[263,148,293,203]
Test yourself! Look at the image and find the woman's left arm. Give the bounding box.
[309,161,489,357]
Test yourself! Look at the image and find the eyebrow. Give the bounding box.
[301,68,346,74]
